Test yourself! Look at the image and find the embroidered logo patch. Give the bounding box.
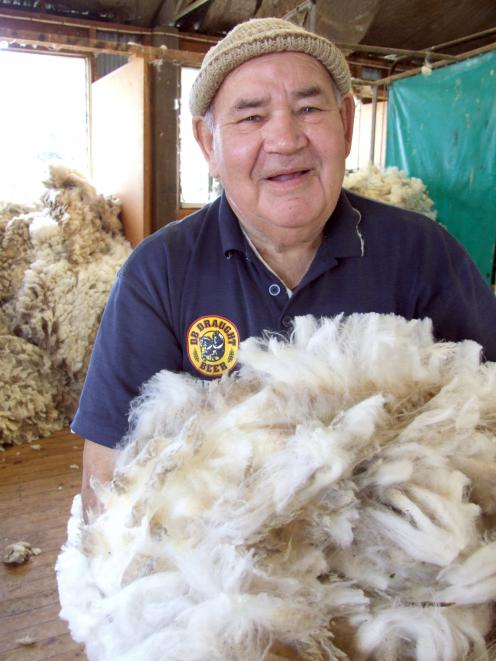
[187,315,240,377]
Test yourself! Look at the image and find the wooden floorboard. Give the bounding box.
[0,430,86,660]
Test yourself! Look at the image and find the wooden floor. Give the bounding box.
[0,429,86,661]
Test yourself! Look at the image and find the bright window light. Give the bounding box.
[346,96,388,171]
[179,67,212,207]
[0,51,89,204]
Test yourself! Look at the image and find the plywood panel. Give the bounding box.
[91,58,151,247]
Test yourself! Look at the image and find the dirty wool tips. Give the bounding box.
[57,313,496,661]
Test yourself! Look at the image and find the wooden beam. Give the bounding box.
[174,0,213,22]
[0,7,153,35]
[0,26,204,66]
[377,40,496,87]
[338,41,460,62]
[0,8,218,47]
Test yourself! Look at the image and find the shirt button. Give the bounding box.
[282,315,292,328]
[268,283,281,296]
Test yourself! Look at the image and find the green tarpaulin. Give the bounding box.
[386,51,496,283]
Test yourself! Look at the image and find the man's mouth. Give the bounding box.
[266,169,310,182]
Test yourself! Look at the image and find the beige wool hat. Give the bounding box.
[189,17,351,116]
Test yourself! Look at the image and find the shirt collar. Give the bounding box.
[218,194,246,257]
[217,189,364,260]
[321,190,365,259]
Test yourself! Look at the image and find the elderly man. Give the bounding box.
[73,18,496,516]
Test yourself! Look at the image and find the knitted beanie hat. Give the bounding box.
[189,17,351,116]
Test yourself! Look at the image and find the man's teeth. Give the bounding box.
[269,170,307,181]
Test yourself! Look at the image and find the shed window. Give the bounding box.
[0,50,88,204]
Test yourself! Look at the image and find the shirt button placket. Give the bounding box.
[268,283,281,296]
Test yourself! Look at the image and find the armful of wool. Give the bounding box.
[57,314,496,661]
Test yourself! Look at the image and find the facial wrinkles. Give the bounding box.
[250,91,338,182]
[213,101,343,196]
[254,109,332,183]
[205,52,350,243]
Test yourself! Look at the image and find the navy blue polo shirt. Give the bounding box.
[72,190,496,447]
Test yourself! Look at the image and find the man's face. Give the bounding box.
[194,52,354,248]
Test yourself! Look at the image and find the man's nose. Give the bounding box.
[263,112,307,154]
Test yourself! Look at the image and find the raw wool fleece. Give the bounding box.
[0,166,131,446]
[56,313,496,661]
[0,317,65,444]
[0,202,37,301]
[343,165,437,219]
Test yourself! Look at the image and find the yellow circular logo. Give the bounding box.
[187,315,240,377]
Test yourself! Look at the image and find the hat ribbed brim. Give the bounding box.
[189,18,351,116]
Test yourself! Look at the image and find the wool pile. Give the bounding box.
[56,313,496,661]
[343,165,437,219]
[0,166,131,446]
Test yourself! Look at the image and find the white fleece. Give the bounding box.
[57,314,496,660]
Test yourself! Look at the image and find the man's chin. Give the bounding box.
[262,200,330,229]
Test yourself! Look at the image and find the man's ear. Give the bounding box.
[340,94,355,157]
[192,116,219,178]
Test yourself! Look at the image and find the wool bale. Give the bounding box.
[344,165,437,219]
[0,166,131,446]
[0,205,35,302]
[56,313,496,661]
[12,215,131,417]
[0,332,65,444]
[42,166,124,265]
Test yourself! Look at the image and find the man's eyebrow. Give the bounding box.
[230,85,326,112]
[232,96,269,112]
[292,85,325,100]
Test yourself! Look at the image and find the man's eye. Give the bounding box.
[240,115,261,123]
[300,106,319,114]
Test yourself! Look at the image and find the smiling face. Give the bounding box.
[194,52,354,249]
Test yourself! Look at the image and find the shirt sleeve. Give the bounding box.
[71,268,182,448]
[413,223,496,361]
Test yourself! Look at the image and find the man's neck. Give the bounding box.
[242,227,323,290]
